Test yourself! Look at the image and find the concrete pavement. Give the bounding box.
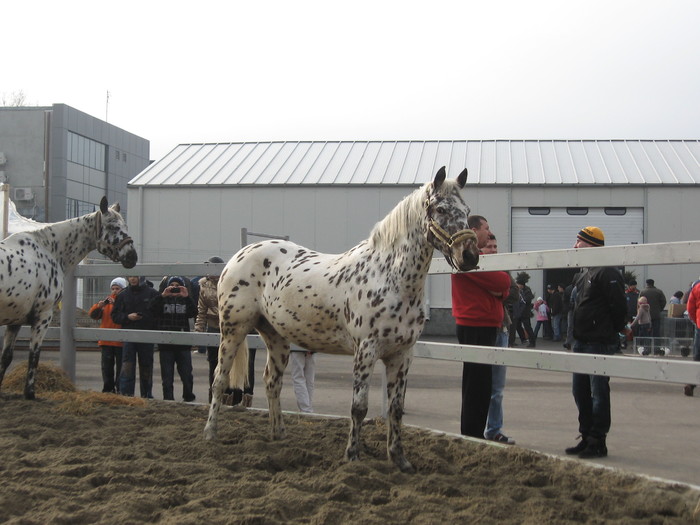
[7,336,699,488]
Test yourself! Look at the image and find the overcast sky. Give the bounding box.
[6,0,700,161]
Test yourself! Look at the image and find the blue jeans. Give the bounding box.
[572,341,616,439]
[485,330,508,438]
[551,314,562,341]
[159,344,195,401]
[120,342,154,398]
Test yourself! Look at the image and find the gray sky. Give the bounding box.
[6,0,700,161]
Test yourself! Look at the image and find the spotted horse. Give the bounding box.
[0,197,137,399]
[204,167,479,472]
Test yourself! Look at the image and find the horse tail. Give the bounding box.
[228,338,249,390]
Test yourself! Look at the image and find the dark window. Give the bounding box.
[528,207,550,215]
[605,207,627,216]
[566,207,589,215]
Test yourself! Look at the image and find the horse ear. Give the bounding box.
[111,203,121,213]
[433,166,446,190]
[457,168,468,188]
[99,196,108,214]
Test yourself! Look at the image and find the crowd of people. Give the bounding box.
[450,220,699,460]
[89,257,317,412]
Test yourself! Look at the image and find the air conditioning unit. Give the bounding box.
[14,188,34,201]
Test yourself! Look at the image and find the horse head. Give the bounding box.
[424,167,479,272]
[96,196,138,269]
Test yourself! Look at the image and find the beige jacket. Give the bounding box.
[195,277,219,332]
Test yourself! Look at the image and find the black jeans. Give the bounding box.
[456,324,497,438]
[100,345,122,393]
[159,344,195,401]
[572,341,616,439]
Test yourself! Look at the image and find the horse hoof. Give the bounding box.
[24,391,35,400]
[203,426,217,441]
[394,457,415,473]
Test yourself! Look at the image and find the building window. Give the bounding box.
[604,207,627,215]
[65,198,96,218]
[528,207,550,215]
[122,152,127,162]
[115,149,120,160]
[566,207,589,215]
[66,132,105,171]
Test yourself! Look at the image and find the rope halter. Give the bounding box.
[424,197,477,248]
[95,210,134,252]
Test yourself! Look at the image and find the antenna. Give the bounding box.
[105,90,110,122]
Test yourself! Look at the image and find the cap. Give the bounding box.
[577,226,605,247]
[206,256,224,264]
[646,279,654,286]
[167,276,185,286]
[110,277,127,289]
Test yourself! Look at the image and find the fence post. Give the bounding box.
[60,267,77,382]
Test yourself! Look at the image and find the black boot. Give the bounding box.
[565,435,588,455]
[578,436,607,458]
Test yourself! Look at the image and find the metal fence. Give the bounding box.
[12,241,700,386]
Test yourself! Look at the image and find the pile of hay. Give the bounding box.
[2,362,146,414]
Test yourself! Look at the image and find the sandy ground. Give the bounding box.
[0,392,699,524]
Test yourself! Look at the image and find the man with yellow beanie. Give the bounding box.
[566,226,626,459]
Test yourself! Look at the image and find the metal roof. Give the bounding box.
[130,140,700,187]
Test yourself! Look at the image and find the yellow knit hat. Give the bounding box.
[577,226,605,247]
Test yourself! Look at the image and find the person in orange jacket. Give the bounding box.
[89,277,127,393]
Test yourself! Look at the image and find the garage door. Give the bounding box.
[511,207,644,252]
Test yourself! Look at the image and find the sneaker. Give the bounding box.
[563,343,571,350]
[684,384,695,397]
[578,437,607,459]
[489,433,515,445]
[565,435,588,455]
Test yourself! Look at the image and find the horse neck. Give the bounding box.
[33,212,99,270]
[366,190,435,294]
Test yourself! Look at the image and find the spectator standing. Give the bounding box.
[88,277,127,393]
[513,274,536,348]
[549,284,564,342]
[630,296,652,337]
[149,276,197,402]
[451,215,512,438]
[533,297,550,341]
[640,279,667,337]
[290,350,316,413]
[683,278,700,396]
[670,291,684,304]
[565,226,626,458]
[481,233,516,444]
[111,276,159,398]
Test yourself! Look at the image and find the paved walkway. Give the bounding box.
[9,337,700,488]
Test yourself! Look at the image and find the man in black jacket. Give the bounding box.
[566,226,626,459]
[111,276,159,398]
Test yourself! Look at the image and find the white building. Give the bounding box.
[128,140,700,335]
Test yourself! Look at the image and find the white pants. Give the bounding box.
[290,351,315,413]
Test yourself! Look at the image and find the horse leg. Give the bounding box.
[345,342,376,463]
[203,329,249,441]
[0,325,21,390]
[24,319,51,400]
[382,350,415,473]
[258,327,290,440]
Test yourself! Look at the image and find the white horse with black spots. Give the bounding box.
[204,167,478,472]
[0,197,137,399]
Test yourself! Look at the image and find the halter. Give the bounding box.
[95,210,133,251]
[424,198,476,248]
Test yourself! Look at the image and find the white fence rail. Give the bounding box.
[10,241,700,386]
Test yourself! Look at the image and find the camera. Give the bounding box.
[171,286,180,293]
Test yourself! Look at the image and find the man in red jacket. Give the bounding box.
[451,215,512,438]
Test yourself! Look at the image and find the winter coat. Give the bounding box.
[451,271,511,327]
[88,291,122,347]
[572,266,627,344]
[195,277,219,332]
[686,281,700,328]
[631,303,651,328]
[111,277,159,330]
[639,286,667,320]
[549,291,563,316]
[535,300,549,322]
[149,294,197,332]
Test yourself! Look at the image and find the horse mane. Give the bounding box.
[368,182,430,250]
